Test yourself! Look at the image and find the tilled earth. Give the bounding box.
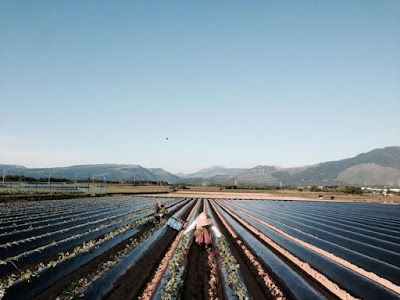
[32,203,193,300]
[103,201,284,300]
[29,197,397,300]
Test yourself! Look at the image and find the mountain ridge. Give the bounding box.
[1,146,399,186]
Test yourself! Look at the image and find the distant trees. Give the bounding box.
[309,185,363,194]
[340,186,363,194]
[215,184,364,195]
[3,175,71,183]
[310,185,321,192]
[222,184,293,191]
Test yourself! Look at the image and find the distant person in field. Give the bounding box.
[154,202,168,223]
[183,211,222,248]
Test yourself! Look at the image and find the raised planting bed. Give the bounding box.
[0,197,399,300]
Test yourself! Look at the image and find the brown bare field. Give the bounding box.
[104,184,400,204]
[106,184,171,194]
[158,186,400,204]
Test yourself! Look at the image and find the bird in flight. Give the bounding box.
[166,137,168,140]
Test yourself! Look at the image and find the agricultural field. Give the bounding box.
[106,184,172,195]
[0,196,399,299]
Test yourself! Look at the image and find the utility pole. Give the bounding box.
[2,170,5,184]
[100,177,106,194]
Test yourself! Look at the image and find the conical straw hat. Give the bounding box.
[196,212,213,227]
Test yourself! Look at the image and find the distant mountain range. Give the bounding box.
[0,164,180,184]
[1,146,400,187]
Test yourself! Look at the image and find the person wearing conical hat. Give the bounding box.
[183,211,222,247]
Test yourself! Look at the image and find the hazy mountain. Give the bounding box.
[148,168,180,183]
[179,166,246,178]
[0,164,180,184]
[279,146,400,186]
[336,163,400,186]
[235,165,281,184]
[178,165,315,185]
[1,146,399,187]
[177,146,400,187]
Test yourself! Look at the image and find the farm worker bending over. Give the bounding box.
[154,202,168,223]
[183,212,222,248]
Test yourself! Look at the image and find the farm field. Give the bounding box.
[165,187,400,204]
[0,196,399,299]
[106,184,172,195]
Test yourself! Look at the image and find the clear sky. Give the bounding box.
[1,1,399,174]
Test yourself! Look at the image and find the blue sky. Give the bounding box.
[1,1,399,174]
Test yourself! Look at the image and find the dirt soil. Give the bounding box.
[181,243,213,300]
[157,190,400,204]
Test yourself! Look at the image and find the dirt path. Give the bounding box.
[160,191,313,200]
[181,243,213,300]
